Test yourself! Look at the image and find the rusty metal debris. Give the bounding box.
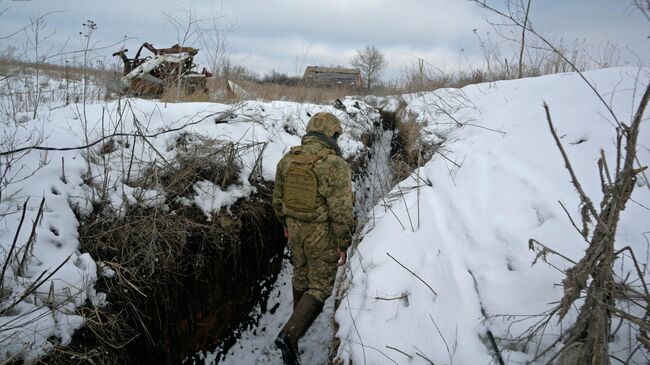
[111,42,212,97]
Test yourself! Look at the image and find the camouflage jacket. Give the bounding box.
[273,135,354,249]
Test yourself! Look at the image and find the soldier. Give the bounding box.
[272,112,355,365]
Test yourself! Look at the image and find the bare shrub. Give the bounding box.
[396,1,626,95]
[37,131,285,363]
[153,134,242,197]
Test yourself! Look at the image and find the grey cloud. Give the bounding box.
[216,0,481,48]
[0,0,647,82]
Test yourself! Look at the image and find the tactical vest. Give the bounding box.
[282,146,331,214]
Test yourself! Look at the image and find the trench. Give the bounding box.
[186,106,415,364]
[44,183,286,365]
[45,104,416,365]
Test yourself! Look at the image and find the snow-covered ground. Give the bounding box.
[2,67,649,364]
[0,83,378,362]
[335,67,650,364]
[0,69,105,123]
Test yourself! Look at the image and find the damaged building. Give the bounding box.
[111,42,212,97]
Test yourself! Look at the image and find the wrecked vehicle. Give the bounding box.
[110,42,212,97]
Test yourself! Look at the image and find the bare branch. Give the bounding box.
[0,110,227,157]
[386,252,437,296]
[518,0,532,78]
[472,1,623,129]
[529,238,577,265]
[543,102,605,231]
[0,198,28,289]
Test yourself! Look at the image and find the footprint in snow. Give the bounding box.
[254,345,283,364]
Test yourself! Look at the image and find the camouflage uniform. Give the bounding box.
[273,112,354,365]
[273,114,354,303]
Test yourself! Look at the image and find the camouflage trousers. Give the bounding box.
[286,217,339,303]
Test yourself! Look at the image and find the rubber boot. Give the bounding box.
[293,287,306,310]
[275,293,323,365]
[275,332,299,365]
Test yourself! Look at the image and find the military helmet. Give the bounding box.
[306,112,342,138]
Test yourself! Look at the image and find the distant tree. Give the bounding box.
[261,70,300,86]
[350,45,387,90]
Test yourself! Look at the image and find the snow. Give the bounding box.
[335,67,650,364]
[179,180,254,219]
[0,78,378,362]
[2,66,649,364]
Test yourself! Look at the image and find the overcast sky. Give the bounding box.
[0,0,648,81]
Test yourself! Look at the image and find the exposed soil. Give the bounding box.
[41,183,286,365]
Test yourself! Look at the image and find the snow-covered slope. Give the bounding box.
[335,68,650,364]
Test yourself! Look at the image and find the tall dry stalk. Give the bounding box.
[518,0,532,78]
[547,83,650,364]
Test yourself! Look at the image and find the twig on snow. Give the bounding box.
[1,198,29,289]
[386,252,437,296]
[529,238,577,265]
[557,201,589,243]
[430,314,453,364]
[18,197,46,276]
[385,345,413,359]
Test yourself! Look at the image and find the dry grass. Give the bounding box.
[391,110,424,182]
[143,133,242,198]
[0,57,115,81]
[222,79,359,104]
[373,99,435,184]
[38,133,286,365]
[390,67,488,95]
[395,111,423,158]
[0,57,116,118]
[68,187,284,364]
[159,87,212,103]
